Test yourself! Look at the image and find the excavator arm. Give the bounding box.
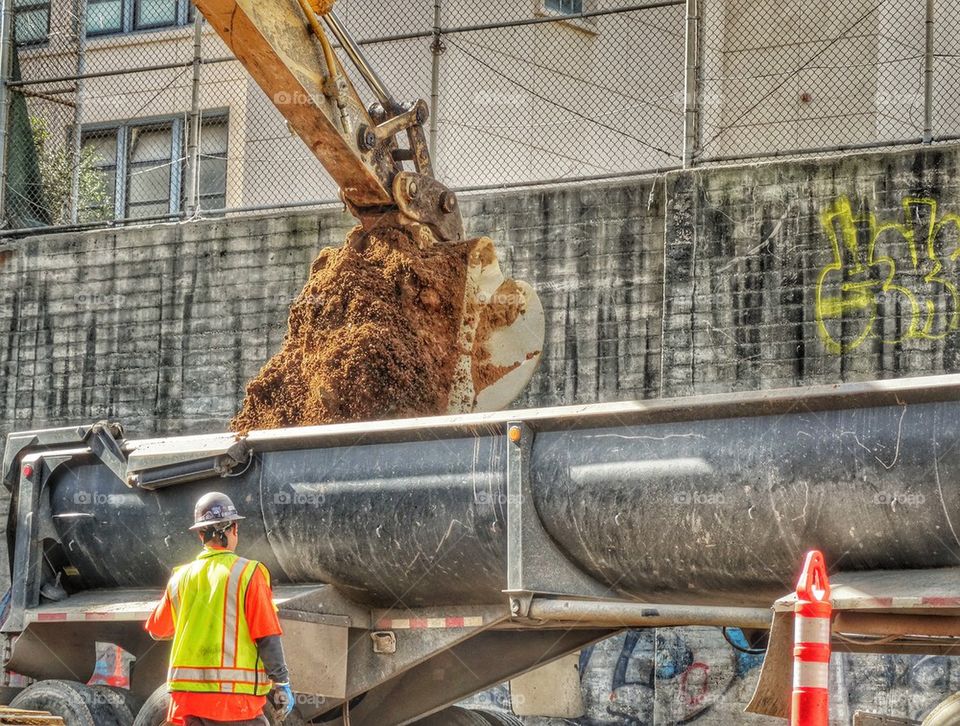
[194,0,465,242]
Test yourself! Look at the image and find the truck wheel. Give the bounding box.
[131,685,169,726]
[412,706,490,725]
[133,686,285,726]
[472,711,524,726]
[91,685,143,725]
[9,679,125,726]
[922,692,960,725]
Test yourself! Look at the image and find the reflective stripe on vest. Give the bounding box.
[165,550,271,696]
[168,573,181,615]
[222,557,249,668]
[169,666,264,684]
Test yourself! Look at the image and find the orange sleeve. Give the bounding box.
[145,589,175,640]
[245,563,282,640]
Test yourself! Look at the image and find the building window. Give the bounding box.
[135,0,177,29]
[14,0,50,45]
[86,0,124,35]
[80,130,119,221]
[545,0,583,14]
[126,122,174,218]
[85,0,190,36]
[195,116,229,211]
[81,114,228,221]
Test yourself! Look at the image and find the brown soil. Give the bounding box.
[471,279,526,394]
[231,225,470,433]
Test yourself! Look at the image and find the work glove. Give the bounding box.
[271,682,296,720]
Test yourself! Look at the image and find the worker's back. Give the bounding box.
[166,549,272,696]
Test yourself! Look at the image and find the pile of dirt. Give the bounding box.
[231,225,470,433]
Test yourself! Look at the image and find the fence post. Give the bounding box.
[184,14,203,217]
[682,0,700,167]
[430,0,447,176]
[429,0,444,174]
[0,0,15,225]
[923,0,934,143]
[69,0,86,224]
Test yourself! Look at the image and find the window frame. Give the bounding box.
[81,112,228,221]
[124,119,178,220]
[535,0,597,33]
[133,0,180,32]
[85,0,191,38]
[190,113,230,213]
[79,127,122,221]
[85,0,125,37]
[544,0,583,14]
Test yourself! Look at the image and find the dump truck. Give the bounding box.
[4,375,960,724]
[5,0,960,723]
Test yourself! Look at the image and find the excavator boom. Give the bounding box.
[196,0,390,206]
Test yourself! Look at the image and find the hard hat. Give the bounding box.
[189,491,246,531]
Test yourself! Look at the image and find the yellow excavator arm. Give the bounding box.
[193,0,465,242]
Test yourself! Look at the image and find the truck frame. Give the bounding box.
[4,375,960,724]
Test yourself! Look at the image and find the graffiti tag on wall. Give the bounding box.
[815,196,960,353]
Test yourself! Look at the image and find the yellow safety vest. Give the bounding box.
[165,548,272,695]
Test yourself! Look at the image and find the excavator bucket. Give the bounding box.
[449,238,545,413]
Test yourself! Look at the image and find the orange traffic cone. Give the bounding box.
[791,550,831,726]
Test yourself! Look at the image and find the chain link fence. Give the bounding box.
[696,0,957,160]
[1,0,959,234]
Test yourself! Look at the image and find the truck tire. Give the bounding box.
[131,686,169,726]
[9,679,125,726]
[412,706,490,725]
[91,685,143,725]
[472,711,524,726]
[133,686,285,726]
[923,692,960,725]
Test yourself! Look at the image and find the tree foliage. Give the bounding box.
[31,116,110,225]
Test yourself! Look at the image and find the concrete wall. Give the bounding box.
[5,142,960,722]
[0,175,663,440]
[662,145,960,396]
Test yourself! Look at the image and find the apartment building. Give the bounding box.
[7,0,957,228]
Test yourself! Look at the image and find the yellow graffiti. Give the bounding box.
[815,196,960,353]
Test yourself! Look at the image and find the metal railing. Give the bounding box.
[0,0,957,236]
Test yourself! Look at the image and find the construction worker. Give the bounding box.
[145,492,295,725]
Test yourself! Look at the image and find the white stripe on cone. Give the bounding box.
[794,615,830,643]
[793,661,829,690]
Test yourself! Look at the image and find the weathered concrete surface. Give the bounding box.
[662,146,960,395]
[6,143,960,723]
[0,178,664,440]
